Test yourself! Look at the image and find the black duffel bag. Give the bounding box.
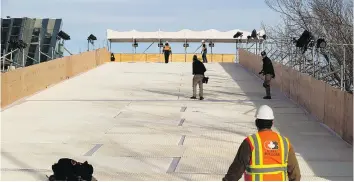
[47,158,94,181]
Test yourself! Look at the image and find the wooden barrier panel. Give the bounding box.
[146,54,162,62]
[281,66,291,97]
[324,84,345,137]
[309,79,326,122]
[239,49,353,145]
[343,92,353,144]
[298,73,312,111]
[1,48,110,108]
[116,53,235,63]
[273,63,282,88]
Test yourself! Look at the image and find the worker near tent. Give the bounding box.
[222,105,301,181]
[259,51,275,99]
[162,41,172,63]
[201,40,208,63]
[191,55,206,100]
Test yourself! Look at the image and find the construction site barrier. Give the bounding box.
[112,53,235,63]
[239,49,353,145]
[1,48,110,109]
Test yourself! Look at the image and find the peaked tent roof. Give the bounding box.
[107,29,265,43]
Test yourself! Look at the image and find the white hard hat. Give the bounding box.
[255,105,274,120]
[201,40,205,43]
[165,41,168,43]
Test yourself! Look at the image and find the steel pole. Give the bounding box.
[343,45,346,90]
[340,64,343,90]
[22,49,25,67]
[38,36,41,63]
[312,48,315,77]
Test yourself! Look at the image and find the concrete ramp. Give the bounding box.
[1,62,352,181]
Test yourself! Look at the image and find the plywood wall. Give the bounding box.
[112,53,235,63]
[1,48,110,108]
[239,49,353,145]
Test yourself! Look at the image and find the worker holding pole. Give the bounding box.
[223,105,301,181]
[163,41,172,63]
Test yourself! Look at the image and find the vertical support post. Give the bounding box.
[10,51,13,66]
[343,45,346,90]
[38,36,41,63]
[87,40,90,51]
[184,39,187,62]
[312,47,315,77]
[109,40,112,51]
[22,49,25,67]
[52,47,55,59]
[211,45,213,63]
[340,65,344,91]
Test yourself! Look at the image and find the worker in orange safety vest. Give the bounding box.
[222,105,301,181]
[163,41,172,63]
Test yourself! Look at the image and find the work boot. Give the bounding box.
[190,96,197,99]
[200,97,204,100]
[263,96,271,99]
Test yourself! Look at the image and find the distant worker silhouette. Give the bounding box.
[110,53,115,62]
[162,41,172,63]
[223,105,301,181]
[259,51,275,99]
[201,40,208,63]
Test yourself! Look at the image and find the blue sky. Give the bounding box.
[1,0,281,54]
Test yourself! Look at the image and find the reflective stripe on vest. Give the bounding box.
[245,132,290,181]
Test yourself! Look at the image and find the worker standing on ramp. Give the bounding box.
[163,41,172,63]
[201,40,208,63]
[191,55,206,100]
[259,51,275,99]
[222,105,301,181]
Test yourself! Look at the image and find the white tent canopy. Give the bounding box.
[107,29,266,43]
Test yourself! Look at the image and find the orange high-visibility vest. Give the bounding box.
[163,45,171,51]
[244,130,290,181]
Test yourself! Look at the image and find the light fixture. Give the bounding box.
[87,34,97,44]
[57,30,70,40]
[295,30,313,48]
[251,29,258,39]
[233,31,243,39]
[132,39,138,47]
[316,38,326,48]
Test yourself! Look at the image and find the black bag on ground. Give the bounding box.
[202,76,209,84]
[47,158,94,181]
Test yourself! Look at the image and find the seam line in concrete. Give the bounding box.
[178,118,185,126]
[113,111,122,118]
[166,157,181,173]
[0,168,52,172]
[83,144,103,156]
[180,106,187,112]
[178,135,186,145]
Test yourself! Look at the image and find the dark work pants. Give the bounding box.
[202,53,208,63]
[164,52,170,63]
[264,74,272,96]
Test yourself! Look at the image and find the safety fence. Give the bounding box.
[1,48,110,108]
[112,53,235,63]
[239,49,353,145]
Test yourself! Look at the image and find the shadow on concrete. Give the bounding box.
[218,62,353,180]
[1,150,48,180]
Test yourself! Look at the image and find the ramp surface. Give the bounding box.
[1,62,353,181]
